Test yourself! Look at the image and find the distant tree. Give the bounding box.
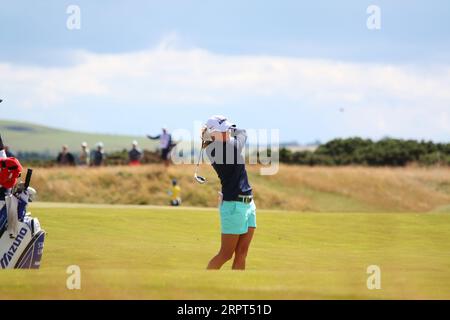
[279,138,450,167]
[316,137,373,165]
[279,148,293,164]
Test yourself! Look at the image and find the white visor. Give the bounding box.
[205,115,234,133]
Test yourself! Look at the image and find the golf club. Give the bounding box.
[194,147,207,184]
[24,168,33,190]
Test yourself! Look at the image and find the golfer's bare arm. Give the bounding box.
[231,128,247,150]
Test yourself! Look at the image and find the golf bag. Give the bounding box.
[0,169,45,269]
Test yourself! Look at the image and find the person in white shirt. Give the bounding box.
[79,142,90,166]
[147,127,173,167]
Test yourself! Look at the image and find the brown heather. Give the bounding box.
[28,164,450,212]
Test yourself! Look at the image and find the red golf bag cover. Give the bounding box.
[0,157,22,189]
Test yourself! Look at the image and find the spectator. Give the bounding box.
[57,145,76,166]
[79,142,90,166]
[4,146,15,158]
[128,140,143,166]
[168,179,181,206]
[147,127,175,167]
[92,142,105,166]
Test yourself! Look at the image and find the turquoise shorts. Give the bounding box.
[219,200,257,235]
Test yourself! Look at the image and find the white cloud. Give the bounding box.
[1,36,449,140]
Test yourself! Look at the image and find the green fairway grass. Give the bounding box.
[1,204,450,299]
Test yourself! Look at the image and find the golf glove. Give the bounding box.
[201,126,213,141]
[201,126,214,148]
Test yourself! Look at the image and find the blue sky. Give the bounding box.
[1,0,449,142]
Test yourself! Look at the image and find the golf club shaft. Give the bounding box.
[24,169,33,190]
[195,146,203,175]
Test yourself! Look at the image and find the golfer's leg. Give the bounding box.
[232,227,255,270]
[207,234,240,270]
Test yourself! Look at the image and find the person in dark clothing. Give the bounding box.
[56,145,76,166]
[202,115,256,271]
[92,142,105,166]
[147,127,174,167]
[4,146,15,158]
[128,140,143,166]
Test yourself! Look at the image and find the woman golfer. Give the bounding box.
[202,115,256,270]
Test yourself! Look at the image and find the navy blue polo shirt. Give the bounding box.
[205,129,252,201]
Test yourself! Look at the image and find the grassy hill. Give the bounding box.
[1,204,449,299]
[0,119,157,154]
[29,164,450,212]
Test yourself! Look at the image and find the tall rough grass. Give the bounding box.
[28,164,450,212]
